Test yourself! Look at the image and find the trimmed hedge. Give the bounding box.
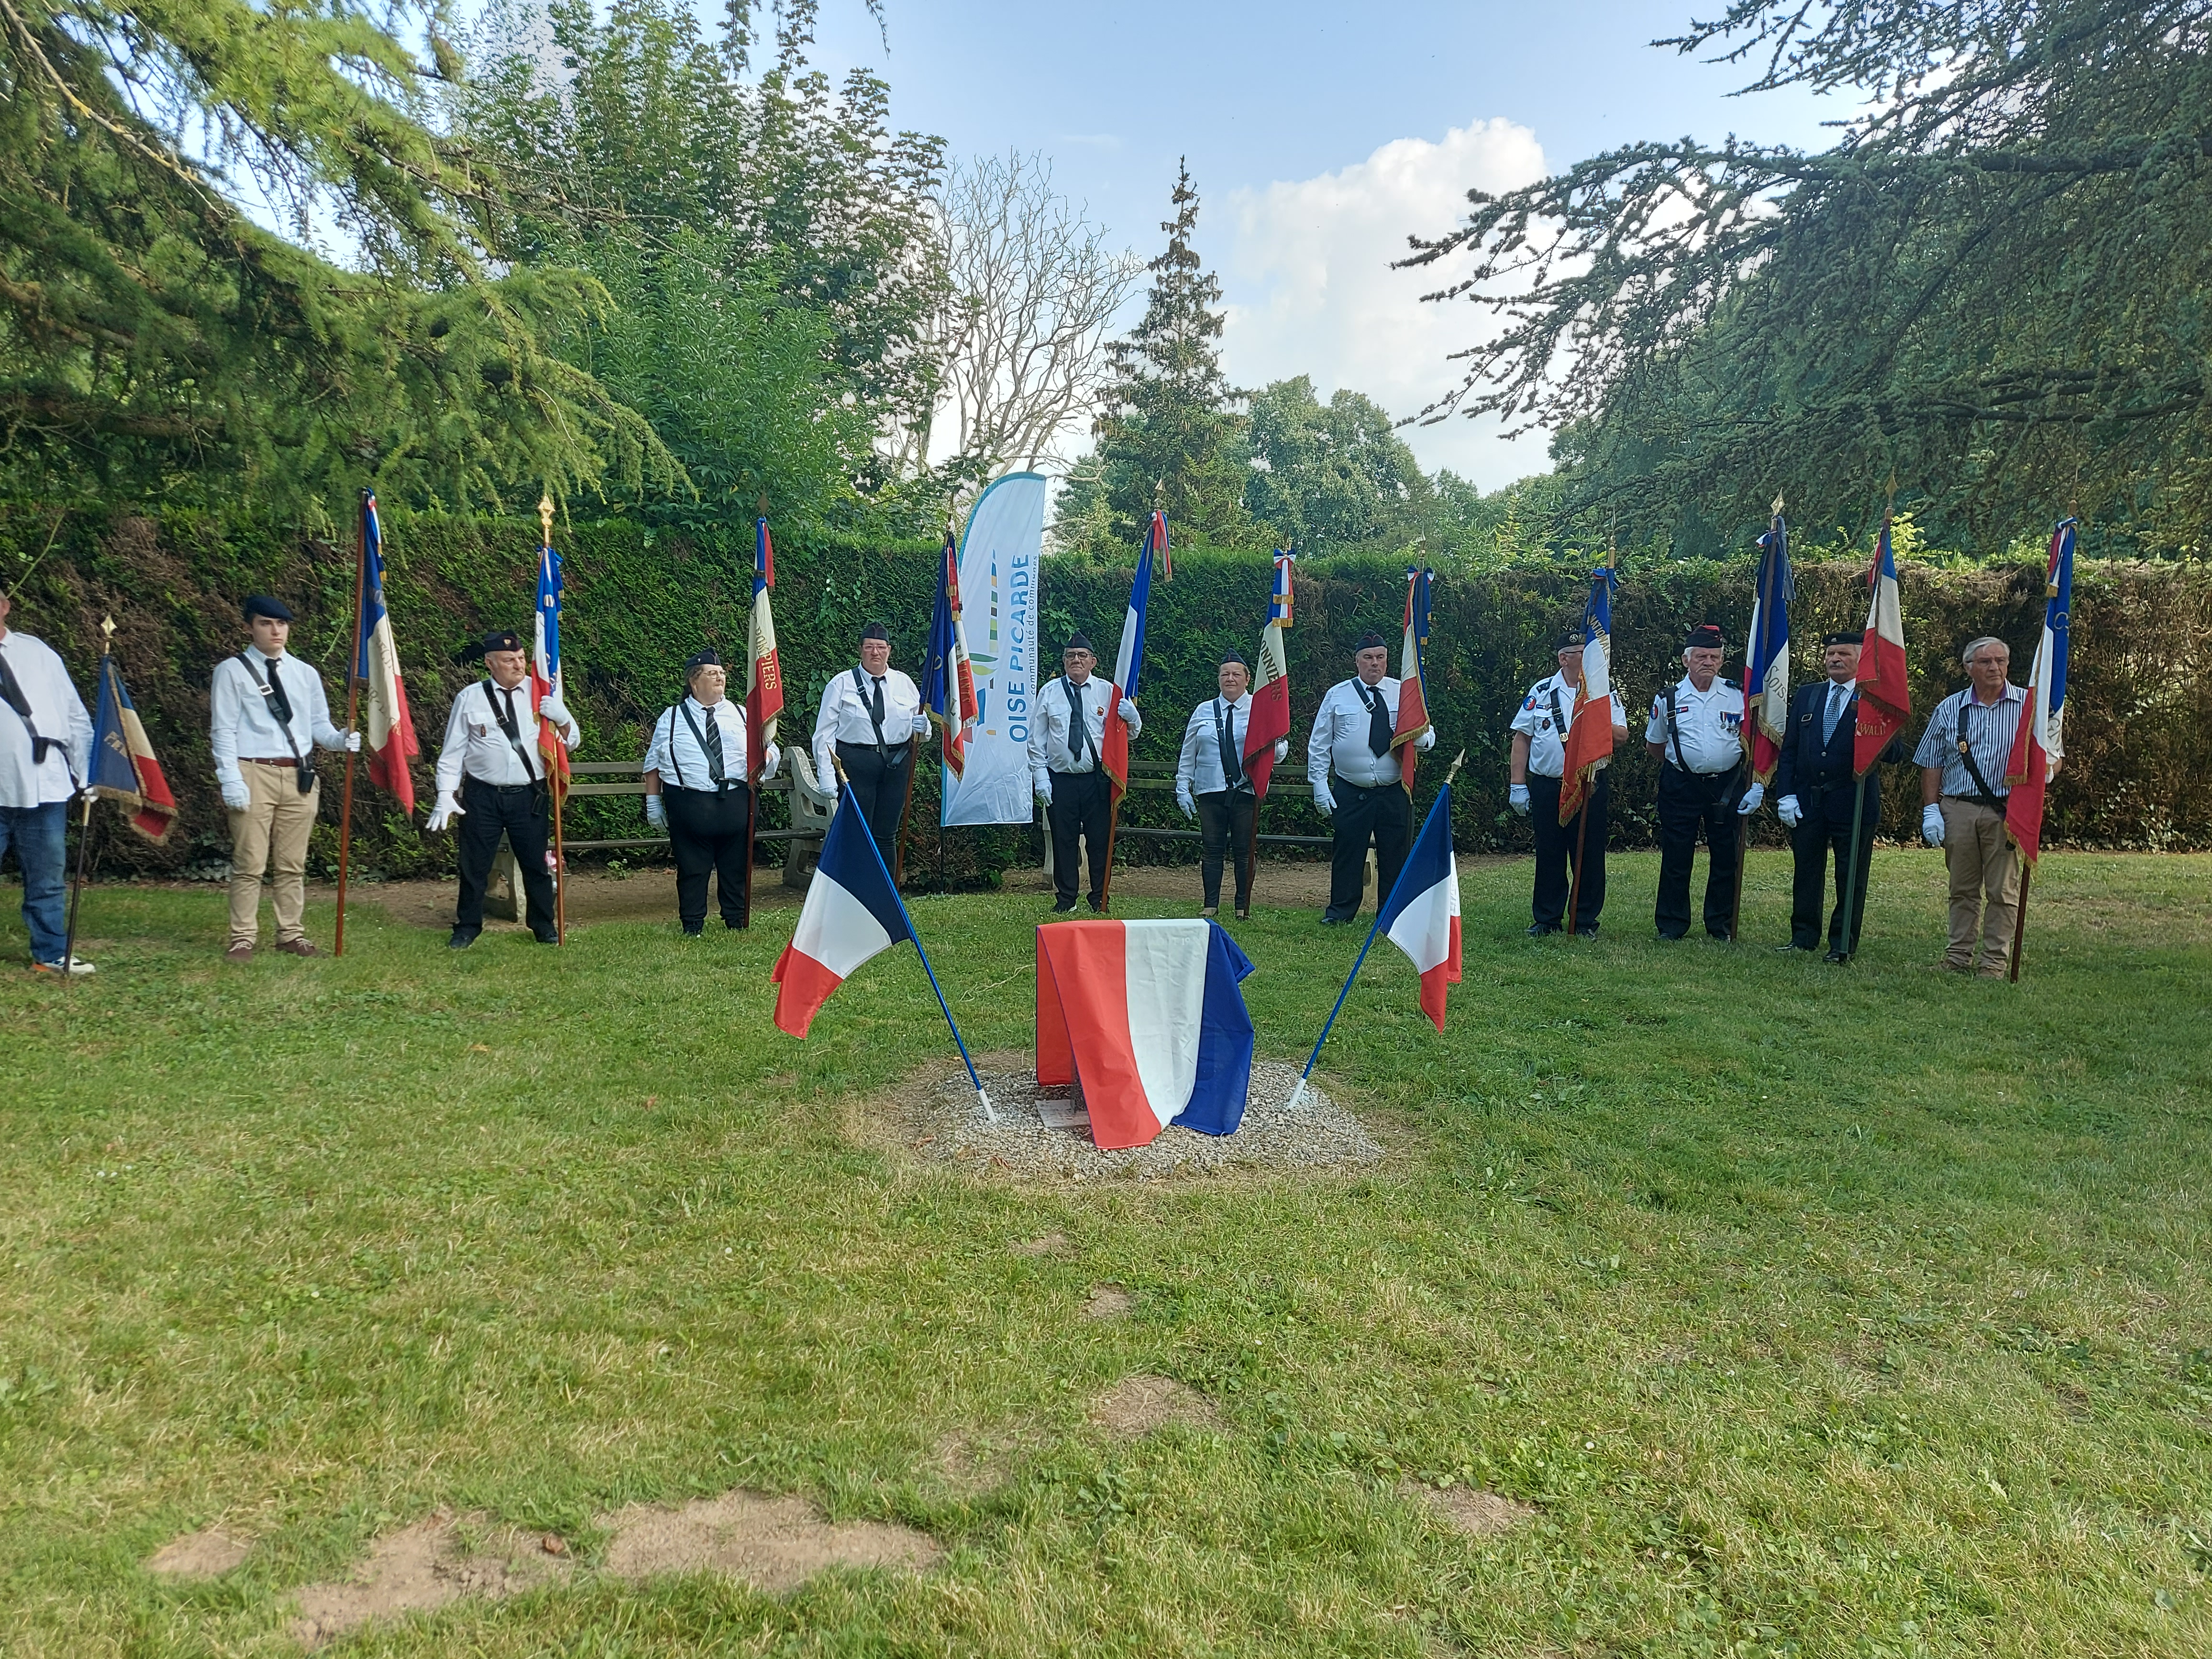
[12,508,2210,886]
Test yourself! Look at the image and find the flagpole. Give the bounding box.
[892,737,918,888]
[540,495,565,945]
[1730,507,1781,944]
[848,782,994,1120]
[60,617,115,986]
[1289,754,1463,1110]
[1836,774,1869,963]
[335,489,369,959]
[2007,861,2033,983]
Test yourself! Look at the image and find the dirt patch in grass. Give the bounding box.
[855,1052,1385,1183]
[599,1490,942,1592]
[290,1511,570,1648]
[1089,1374,1222,1435]
[146,1528,252,1579]
[1008,1231,1069,1256]
[1402,1481,1537,1537]
[930,1428,1032,1497]
[1085,1283,1131,1319]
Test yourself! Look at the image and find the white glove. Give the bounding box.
[221,779,251,812]
[1272,739,1288,763]
[1176,786,1195,818]
[909,711,931,739]
[1922,803,1946,847]
[1312,785,1334,818]
[1777,795,1802,830]
[342,730,363,753]
[762,743,782,781]
[1035,774,1053,807]
[645,794,666,830]
[1736,781,1765,815]
[426,788,465,833]
[1508,783,1530,816]
[1117,697,1138,725]
[538,693,572,728]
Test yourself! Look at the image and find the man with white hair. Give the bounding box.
[1913,635,2027,976]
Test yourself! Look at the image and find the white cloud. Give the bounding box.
[1221,117,1551,491]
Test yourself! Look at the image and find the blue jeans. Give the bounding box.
[0,801,68,964]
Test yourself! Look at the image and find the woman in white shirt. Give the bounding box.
[643,651,778,935]
[1174,652,1285,919]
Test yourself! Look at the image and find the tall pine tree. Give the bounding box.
[1087,162,1254,549]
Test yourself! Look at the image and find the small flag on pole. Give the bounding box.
[89,642,177,844]
[531,518,571,805]
[921,528,979,781]
[1853,518,1912,774]
[1559,563,1618,823]
[1394,565,1434,796]
[1377,779,1462,1029]
[746,516,784,784]
[1100,509,1167,801]
[1745,509,1793,783]
[1243,552,1294,797]
[2004,518,2074,864]
[354,494,419,814]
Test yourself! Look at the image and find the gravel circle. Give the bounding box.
[892,1060,1383,1180]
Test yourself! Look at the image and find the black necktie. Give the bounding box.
[263,656,295,729]
[702,703,725,785]
[871,675,886,732]
[1216,699,1242,787]
[1361,684,1392,756]
[1066,680,1090,764]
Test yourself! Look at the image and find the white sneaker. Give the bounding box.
[33,955,96,976]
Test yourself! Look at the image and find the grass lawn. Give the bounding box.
[4,847,2211,1657]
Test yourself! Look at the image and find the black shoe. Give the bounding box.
[1657,930,1687,941]
[1051,898,1078,914]
[1322,914,1355,927]
[682,925,704,938]
[447,929,478,950]
[724,918,746,930]
[1776,941,1815,953]
[1526,923,1560,937]
[534,932,561,946]
[1574,925,1600,938]
[1234,907,1250,921]
[1087,896,1106,913]
[1824,949,1849,963]
[1708,929,1733,942]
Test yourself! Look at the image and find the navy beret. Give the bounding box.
[860,623,890,643]
[461,628,525,662]
[1218,650,1249,668]
[1557,630,1586,651]
[685,650,723,675]
[1355,631,1388,652]
[1684,623,1725,651]
[1063,632,1095,654]
[1822,630,1862,648]
[242,594,293,623]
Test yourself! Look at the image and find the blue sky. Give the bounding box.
[790,0,1852,489]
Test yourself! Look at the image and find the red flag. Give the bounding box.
[1393,566,1433,796]
[1853,518,1911,775]
[746,516,784,780]
[1243,553,1294,797]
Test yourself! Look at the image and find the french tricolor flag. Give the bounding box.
[1377,781,1463,1030]
[1037,918,1255,1151]
[1854,517,1912,774]
[773,785,915,1038]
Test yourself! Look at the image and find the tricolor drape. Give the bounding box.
[2005,518,2075,864]
[1853,519,1911,775]
[1745,511,1792,784]
[747,516,784,783]
[354,494,419,814]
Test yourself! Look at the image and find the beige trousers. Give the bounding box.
[227,761,320,948]
[1939,796,2020,973]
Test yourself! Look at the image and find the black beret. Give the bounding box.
[684,650,723,675]
[1355,631,1389,652]
[1683,623,1725,651]
[460,628,526,662]
[1063,632,1095,654]
[1821,630,1862,648]
[1218,650,1249,668]
[860,622,890,643]
[242,594,293,623]
[1556,630,1586,651]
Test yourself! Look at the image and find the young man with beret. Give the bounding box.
[208,595,358,962]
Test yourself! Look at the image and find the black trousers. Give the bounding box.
[1325,774,1413,922]
[1655,764,1743,939]
[1528,771,1609,931]
[837,740,914,869]
[1046,769,1113,906]
[1791,780,1880,952]
[455,775,557,940]
[1196,789,1256,910]
[665,784,751,930]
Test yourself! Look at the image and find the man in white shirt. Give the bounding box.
[1174,650,1288,919]
[1306,631,1436,925]
[1028,631,1140,913]
[811,623,929,863]
[0,586,95,974]
[1644,623,1763,940]
[1508,630,1628,936]
[643,649,780,935]
[426,627,579,949]
[208,594,358,962]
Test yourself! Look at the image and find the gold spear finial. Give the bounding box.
[537,493,553,547]
[1443,749,1468,788]
[100,614,115,647]
[1771,493,1785,517]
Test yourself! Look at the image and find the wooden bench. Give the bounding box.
[1109,757,1331,850]
[481,750,838,918]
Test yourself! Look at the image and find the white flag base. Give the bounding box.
[1286,1078,1310,1113]
[975,1088,998,1123]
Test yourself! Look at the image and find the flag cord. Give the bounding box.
[852,784,995,1120]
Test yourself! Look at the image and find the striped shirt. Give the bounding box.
[1912,684,2026,799]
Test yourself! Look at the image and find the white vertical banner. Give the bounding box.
[944,472,1045,826]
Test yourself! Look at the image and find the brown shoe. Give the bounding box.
[274,938,320,958]
[224,945,253,963]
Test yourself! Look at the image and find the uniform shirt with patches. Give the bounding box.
[1509,672,1628,779]
[1644,675,1746,774]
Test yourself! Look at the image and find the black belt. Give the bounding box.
[465,775,537,794]
[669,782,747,796]
[1942,791,2005,807]
[1664,763,1740,778]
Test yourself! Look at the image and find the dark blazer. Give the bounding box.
[1773,680,1903,823]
